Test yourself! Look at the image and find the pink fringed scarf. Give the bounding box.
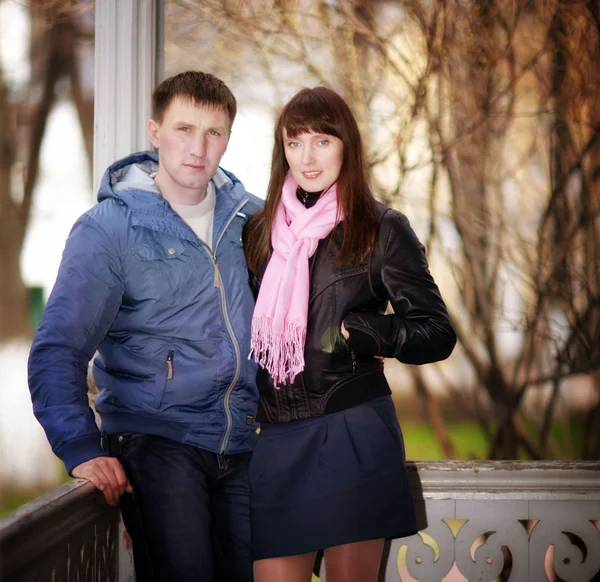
[251,174,341,387]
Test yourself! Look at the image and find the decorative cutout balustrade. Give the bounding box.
[1,461,599,581]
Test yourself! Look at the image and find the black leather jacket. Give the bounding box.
[250,204,457,423]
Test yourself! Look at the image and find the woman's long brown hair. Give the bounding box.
[244,86,379,275]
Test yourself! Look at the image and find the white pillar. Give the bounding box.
[93,0,164,194]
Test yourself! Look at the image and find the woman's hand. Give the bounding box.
[340,322,350,340]
[342,319,384,360]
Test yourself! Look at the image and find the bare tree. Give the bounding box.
[416,0,600,459]
[165,0,600,459]
[0,0,93,340]
[537,0,600,458]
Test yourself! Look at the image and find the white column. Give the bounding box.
[93,0,164,194]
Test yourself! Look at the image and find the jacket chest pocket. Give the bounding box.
[131,242,201,302]
[309,263,370,305]
[222,216,248,271]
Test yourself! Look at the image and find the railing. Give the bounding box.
[0,480,132,582]
[1,461,599,582]
[375,461,600,582]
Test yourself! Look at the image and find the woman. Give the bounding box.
[244,86,456,582]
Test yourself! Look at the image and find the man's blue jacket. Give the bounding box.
[28,152,263,474]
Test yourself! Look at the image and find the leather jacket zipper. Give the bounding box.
[290,396,299,420]
[344,331,357,375]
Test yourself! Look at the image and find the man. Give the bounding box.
[28,71,262,581]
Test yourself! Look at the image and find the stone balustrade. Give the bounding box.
[2,461,599,582]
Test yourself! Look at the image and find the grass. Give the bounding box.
[402,421,489,460]
[520,415,585,458]
[402,418,586,461]
[1,490,41,518]
[0,465,69,519]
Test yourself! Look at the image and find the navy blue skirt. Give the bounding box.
[249,395,417,560]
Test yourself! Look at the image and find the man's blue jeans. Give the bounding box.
[105,433,253,582]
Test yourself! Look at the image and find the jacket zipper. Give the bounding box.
[156,350,174,408]
[290,374,309,420]
[289,387,299,420]
[212,197,249,454]
[350,350,357,375]
[163,195,250,451]
[213,255,221,287]
[166,351,174,380]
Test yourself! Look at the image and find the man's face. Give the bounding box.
[148,97,231,204]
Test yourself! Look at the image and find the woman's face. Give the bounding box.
[283,129,343,193]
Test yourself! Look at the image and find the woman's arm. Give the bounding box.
[342,210,456,364]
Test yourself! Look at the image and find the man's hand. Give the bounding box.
[71,457,133,506]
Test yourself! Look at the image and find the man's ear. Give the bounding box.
[148,119,160,149]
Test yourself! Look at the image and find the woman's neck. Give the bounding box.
[297,187,323,208]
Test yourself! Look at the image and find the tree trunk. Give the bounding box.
[440,2,520,458]
[0,224,30,339]
[0,3,92,342]
[411,367,456,458]
[0,70,30,339]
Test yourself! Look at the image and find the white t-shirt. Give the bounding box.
[168,182,216,250]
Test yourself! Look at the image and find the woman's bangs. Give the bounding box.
[281,99,340,139]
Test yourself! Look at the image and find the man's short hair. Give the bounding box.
[151,71,237,129]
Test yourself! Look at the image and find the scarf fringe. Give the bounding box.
[251,317,307,388]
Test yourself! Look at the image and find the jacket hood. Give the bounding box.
[96,151,261,244]
[98,151,159,204]
[97,150,242,208]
